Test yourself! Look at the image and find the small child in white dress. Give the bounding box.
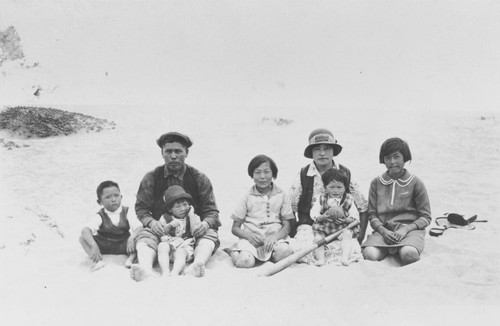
[310,168,361,266]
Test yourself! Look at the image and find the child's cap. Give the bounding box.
[164,185,192,209]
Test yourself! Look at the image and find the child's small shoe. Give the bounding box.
[340,257,350,266]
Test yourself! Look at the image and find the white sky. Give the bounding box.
[1,0,500,112]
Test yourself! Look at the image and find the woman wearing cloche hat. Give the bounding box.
[288,128,370,264]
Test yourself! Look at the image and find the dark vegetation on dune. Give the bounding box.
[0,106,115,149]
[0,106,115,138]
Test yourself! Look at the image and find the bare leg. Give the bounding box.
[229,250,239,262]
[362,246,388,261]
[185,239,215,277]
[130,242,159,281]
[313,234,326,266]
[232,250,256,268]
[157,242,171,277]
[79,235,105,270]
[171,248,189,275]
[79,235,93,257]
[271,243,293,262]
[340,230,353,266]
[399,246,420,265]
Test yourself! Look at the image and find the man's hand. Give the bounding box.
[162,223,173,236]
[149,220,165,237]
[192,221,209,238]
[126,236,136,254]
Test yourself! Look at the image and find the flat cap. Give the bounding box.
[156,132,193,148]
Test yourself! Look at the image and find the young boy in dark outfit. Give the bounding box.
[79,181,142,271]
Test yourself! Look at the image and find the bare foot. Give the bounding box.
[91,260,105,272]
[184,262,205,277]
[222,247,233,255]
[340,257,350,266]
[125,253,137,268]
[130,264,159,282]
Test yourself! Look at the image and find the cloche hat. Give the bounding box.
[303,128,342,158]
[163,185,192,209]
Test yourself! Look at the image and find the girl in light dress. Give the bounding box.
[228,155,294,268]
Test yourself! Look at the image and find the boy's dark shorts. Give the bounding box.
[93,234,129,255]
[136,228,220,253]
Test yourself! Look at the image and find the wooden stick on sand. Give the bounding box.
[259,220,360,277]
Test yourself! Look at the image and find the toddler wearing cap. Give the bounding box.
[132,185,202,278]
[158,185,201,276]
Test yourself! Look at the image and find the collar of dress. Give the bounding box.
[307,160,338,177]
[378,170,415,206]
[250,183,282,197]
[378,170,414,187]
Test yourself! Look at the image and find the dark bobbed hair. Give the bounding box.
[379,137,412,163]
[247,155,278,179]
[321,168,350,194]
[167,198,191,210]
[96,180,120,202]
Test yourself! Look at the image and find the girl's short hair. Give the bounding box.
[321,168,350,193]
[247,155,278,179]
[96,180,120,201]
[379,137,412,163]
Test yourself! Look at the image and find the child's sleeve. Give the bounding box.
[279,192,295,221]
[88,214,102,234]
[230,193,249,222]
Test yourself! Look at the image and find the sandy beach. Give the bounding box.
[2,1,500,326]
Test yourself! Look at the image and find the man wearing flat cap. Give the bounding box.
[289,128,369,246]
[131,132,220,280]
